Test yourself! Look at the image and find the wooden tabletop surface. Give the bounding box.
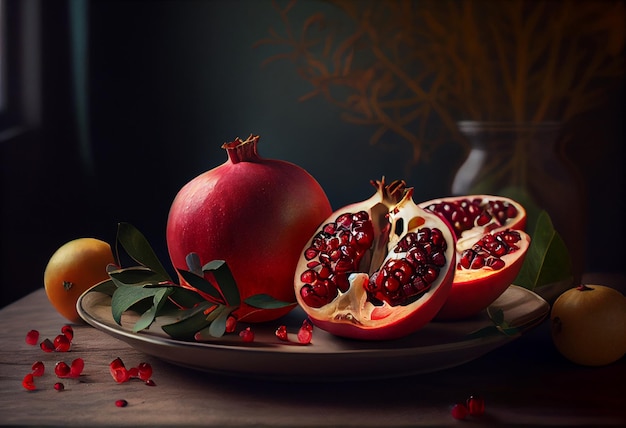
[1,274,625,427]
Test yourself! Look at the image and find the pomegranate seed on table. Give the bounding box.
[54,382,65,391]
[31,361,45,377]
[136,362,152,381]
[55,361,71,378]
[22,373,36,391]
[467,394,485,416]
[61,325,74,341]
[451,403,469,420]
[53,334,71,352]
[115,399,128,408]
[239,327,255,342]
[275,325,289,341]
[40,338,55,353]
[25,330,39,345]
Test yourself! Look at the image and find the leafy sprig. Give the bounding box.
[90,223,296,340]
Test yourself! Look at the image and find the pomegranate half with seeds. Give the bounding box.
[294,179,456,340]
[420,195,530,320]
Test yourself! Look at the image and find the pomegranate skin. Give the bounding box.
[166,135,332,323]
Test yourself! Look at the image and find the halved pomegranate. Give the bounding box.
[420,195,530,320]
[294,179,456,340]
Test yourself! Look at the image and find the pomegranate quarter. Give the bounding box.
[294,179,456,340]
[421,195,530,320]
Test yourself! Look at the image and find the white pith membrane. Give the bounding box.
[295,181,456,329]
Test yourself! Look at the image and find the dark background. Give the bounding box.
[1,0,623,308]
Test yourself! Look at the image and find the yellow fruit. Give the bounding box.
[44,238,115,323]
[550,284,626,366]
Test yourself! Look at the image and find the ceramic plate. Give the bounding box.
[77,285,549,381]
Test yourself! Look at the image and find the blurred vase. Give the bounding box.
[451,121,586,286]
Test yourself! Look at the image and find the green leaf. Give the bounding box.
[132,288,172,332]
[169,285,209,308]
[195,305,237,338]
[245,294,296,309]
[185,252,203,276]
[108,267,165,286]
[111,285,165,325]
[161,302,215,340]
[202,260,241,307]
[177,269,224,304]
[116,223,171,281]
[89,279,117,296]
[514,211,572,290]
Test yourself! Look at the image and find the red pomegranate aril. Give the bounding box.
[297,320,313,344]
[115,399,128,408]
[145,379,156,386]
[110,357,130,383]
[61,325,74,341]
[467,395,485,417]
[53,334,71,352]
[275,325,289,341]
[451,403,469,420]
[31,361,45,377]
[137,362,152,381]
[225,315,237,333]
[128,367,139,378]
[22,373,36,391]
[54,382,65,391]
[40,338,55,353]
[70,358,84,377]
[25,330,39,345]
[55,361,71,378]
[239,327,254,342]
[424,197,521,238]
[458,229,521,271]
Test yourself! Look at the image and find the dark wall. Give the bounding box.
[1,0,623,308]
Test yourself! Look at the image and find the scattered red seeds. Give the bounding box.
[40,338,55,353]
[61,325,74,341]
[239,327,254,342]
[109,357,130,383]
[115,399,128,408]
[145,379,156,387]
[451,403,469,420]
[128,367,139,378]
[54,382,65,391]
[55,361,71,378]
[297,319,314,344]
[26,330,40,345]
[275,325,289,341]
[467,395,485,417]
[31,361,45,377]
[69,358,85,377]
[53,334,71,352]
[22,373,36,391]
[137,362,152,381]
[225,315,237,333]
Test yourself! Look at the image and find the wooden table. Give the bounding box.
[1,275,625,427]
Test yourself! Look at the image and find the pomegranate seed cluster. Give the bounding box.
[458,229,522,271]
[451,394,486,420]
[367,228,448,306]
[300,211,375,308]
[23,325,156,409]
[425,198,519,238]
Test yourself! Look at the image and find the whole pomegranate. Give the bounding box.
[551,284,626,366]
[420,195,530,320]
[166,135,332,323]
[294,179,456,340]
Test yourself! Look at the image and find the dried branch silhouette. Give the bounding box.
[256,0,624,164]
